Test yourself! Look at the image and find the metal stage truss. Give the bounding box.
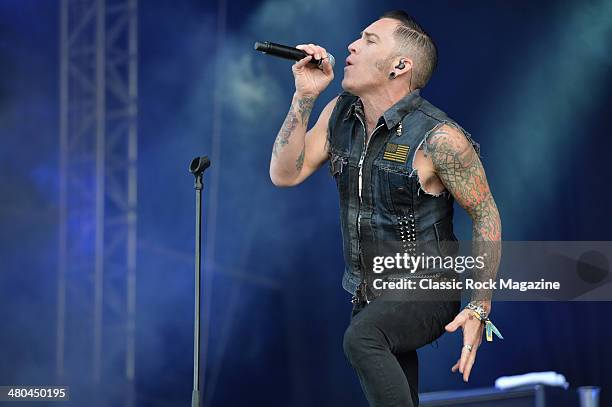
[57,0,138,405]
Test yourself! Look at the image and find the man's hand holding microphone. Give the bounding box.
[292,43,334,98]
[262,41,338,187]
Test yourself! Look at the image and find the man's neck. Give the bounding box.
[358,87,414,135]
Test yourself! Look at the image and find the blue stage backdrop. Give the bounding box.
[1,0,611,406]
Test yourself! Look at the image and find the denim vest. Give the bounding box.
[327,89,480,296]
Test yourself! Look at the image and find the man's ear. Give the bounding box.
[391,57,413,78]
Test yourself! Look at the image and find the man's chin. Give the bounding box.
[341,78,355,93]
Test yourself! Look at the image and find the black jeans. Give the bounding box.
[343,296,460,407]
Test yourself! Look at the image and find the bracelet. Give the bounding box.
[466,301,488,319]
[465,302,503,342]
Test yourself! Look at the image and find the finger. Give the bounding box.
[322,58,333,75]
[459,327,473,373]
[307,44,323,61]
[314,45,327,61]
[458,343,471,374]
[460,320,484,375]
[295,45,313,62]
[293,55,312,69]
[296,44,316,58]
[445,321,458,332]
[451,359,460,372]
[307,44,318,59]
[305,44,317,57]
[445,314,464,332]
[463,350,478,382]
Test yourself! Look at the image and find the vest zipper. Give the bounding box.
[355,114,384,302]
[356,117,384,205]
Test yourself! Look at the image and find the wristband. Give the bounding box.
[465,302,503,342]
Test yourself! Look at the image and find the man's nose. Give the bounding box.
[347,40,357,53]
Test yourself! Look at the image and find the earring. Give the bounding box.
[389,72,397,80]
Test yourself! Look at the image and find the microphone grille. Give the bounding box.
[328,53,336,68]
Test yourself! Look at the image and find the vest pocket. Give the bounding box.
[380,166,414,214]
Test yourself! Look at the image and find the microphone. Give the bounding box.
[254,41,335,68]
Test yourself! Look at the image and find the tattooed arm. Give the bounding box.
[270,42,335,187]
[269,94,337,187]
[426,124,501,312]
[425,123,501,382]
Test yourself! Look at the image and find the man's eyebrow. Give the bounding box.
[360,31,381,41]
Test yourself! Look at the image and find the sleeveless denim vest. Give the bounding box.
[327,89,480,296]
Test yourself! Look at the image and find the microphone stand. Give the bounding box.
[189,156,211,407]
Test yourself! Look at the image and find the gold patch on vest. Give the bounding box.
[383,143,410,163]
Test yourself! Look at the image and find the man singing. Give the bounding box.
[269,10,502,407]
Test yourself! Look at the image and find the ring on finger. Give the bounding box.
[463,344,473,352]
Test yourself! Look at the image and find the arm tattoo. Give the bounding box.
[426,125,502,305]
[296,148,305,171]
[272,109,299,157]
[297,96,315,125]
[272,95,315,158]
